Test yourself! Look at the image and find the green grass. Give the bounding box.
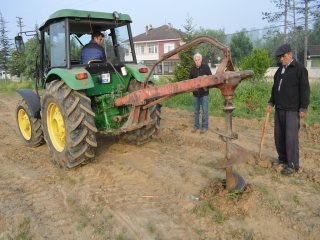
[228,189,244,200]
[213,211,227,223]
[0,80,34,94]
[155,77,320,126]
[190,203,216,217]
[147,221,156,234]
[293,195,300,204]
[3,77,320,126]
[312,183,320,192]
[14,217,32,240]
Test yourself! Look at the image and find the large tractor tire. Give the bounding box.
[41,80,98,169]
[119,79,162,145]
[16,99,44,147]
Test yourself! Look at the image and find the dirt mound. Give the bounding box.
[200,181,258,217]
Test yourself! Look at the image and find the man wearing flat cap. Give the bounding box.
[266,43,310,175]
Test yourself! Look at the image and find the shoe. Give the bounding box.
[281,167,298,175]
[200,129,208,134]
[272,159,287,165]
[191,128,199,133]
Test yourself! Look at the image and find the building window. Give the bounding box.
[164,61,177,75]
[148,44,158,54]
[146,62,161,75]
[164,43,174,53]
[135,45,144,55]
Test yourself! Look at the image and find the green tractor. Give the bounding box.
[15,9,161,169]
[15,8,254,187]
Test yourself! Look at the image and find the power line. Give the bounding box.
[225,25,285,36]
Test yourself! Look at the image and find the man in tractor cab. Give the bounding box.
[81,30,107,64]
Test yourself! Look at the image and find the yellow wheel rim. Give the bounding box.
[18,109,31,140]
[47,102,65,152]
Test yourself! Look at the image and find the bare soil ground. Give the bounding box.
[0,92,320,240]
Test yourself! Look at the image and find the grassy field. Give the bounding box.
[1,78,319,126]
[155,77,320,126]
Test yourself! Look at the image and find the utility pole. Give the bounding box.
[16,17,24,35]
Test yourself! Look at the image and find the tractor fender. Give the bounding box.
[125,64,155,83]
[15,89,41,118]
[45,67,94,90]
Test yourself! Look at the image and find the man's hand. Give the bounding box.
[266,105,272,113]
[299,111,306,118]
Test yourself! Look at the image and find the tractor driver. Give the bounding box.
[81,30,107,64]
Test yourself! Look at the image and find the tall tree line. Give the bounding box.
[263,0,320,66]
[0,12,11,81]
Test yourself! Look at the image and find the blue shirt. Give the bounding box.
[81,40,106,64]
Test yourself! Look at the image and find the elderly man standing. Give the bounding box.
[267,44,310,175]
[189,53,212,134]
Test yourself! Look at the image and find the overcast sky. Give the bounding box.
[2,0,279,41]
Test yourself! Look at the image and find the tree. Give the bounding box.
[8,50,25,77]
[247,28,264,48]
[262,31,284,66]
[263,0,320,66]
[0,12,12,81]
[309,18,320,45]
[172,14,196,82]
[22,36,41,79]
[262,0,290,42]
[10,34,40,80]
[237,48,274,82]
[229,31,253,65]
[193,27,226,65]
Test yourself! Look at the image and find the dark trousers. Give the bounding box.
[274,109,300,169]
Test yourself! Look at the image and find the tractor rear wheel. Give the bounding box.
[41,80,98,169]
[16,99,44,147]
[119,79,162,145]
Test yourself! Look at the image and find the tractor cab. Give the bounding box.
[38,9,136,87]
[15,9,139,94]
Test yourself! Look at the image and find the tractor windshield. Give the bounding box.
[73,25,134,63]
[42,18,135,69]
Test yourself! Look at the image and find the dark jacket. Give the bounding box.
[81,40,106,64]
[189,63,212,97]
[268,59,310,112]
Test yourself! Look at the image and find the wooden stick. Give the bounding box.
[141,196,158,199]
[259,110,270,159]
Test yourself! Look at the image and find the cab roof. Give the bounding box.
[39,9,132,30]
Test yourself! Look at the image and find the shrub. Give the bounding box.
[237,48,274,82]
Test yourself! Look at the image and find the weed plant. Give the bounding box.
[228,189,244,200]
[293,195,300,204]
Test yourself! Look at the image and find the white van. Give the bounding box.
[0,71,11,79]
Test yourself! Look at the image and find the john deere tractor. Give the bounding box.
[15,9,162,169]
[15,9,253,177]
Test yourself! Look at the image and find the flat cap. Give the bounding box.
[275,44,292,57]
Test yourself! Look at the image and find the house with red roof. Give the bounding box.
[132,23,186,75]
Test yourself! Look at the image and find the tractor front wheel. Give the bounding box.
[41,80,98,169]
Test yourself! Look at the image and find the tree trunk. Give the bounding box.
[304,0,308,67]
[293,0,298,61]
[284,0,288,43]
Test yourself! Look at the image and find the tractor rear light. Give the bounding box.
[76,73,88,80]
[139,67,148,73]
